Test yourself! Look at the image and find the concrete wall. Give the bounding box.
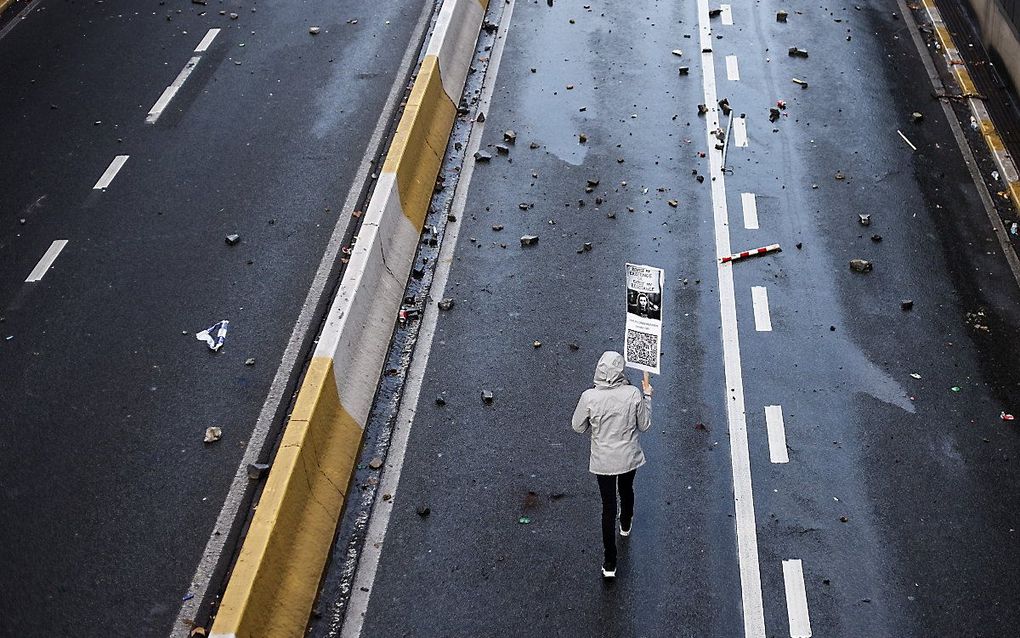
[970,0,1020,95]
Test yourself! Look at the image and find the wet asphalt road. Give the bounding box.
[0,1,429,635]
[333,0,1020,636]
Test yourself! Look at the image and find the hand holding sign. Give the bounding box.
[642,371,653,397]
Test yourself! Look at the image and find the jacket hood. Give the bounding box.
[594,351,627,388]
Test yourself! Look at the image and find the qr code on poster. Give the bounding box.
[626,329,659,369]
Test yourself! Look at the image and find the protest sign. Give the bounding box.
[624,263,664,374]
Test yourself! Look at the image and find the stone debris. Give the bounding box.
[578,132,588,143]
[792,77,809,88]
[529,141,541,149]
[568,342,580,351]
[309,26,321,35]
[849,259,873,273]
[678,66,690,75]
[859,214,871,226]
[368,457,384,470]
[225,234,241,245]
[671,49,684,57]
[698,103,709,115]
[533,340,542,348]
[520,235,539,246]
[719,98,732,115]
[476,111,486,122]
[587,178,600,187]
[438,298,455,311]
[788,47,809,58]
[416,505,431,517]
[577,242,593,253]
[777,9,789,21]
[668,200,679,208]
[518,203,531,210]
[835,170,846,180]
[247,463,270,480]
[481,390,495,404]
[901,299,914,311]
[503,130,517,143]
[435,395,446,406]
[911,111,924,123]
[474,150,492,162]
[245,357,256,366]
[769,107,781,122]
[495,144,510,155]
[204,426,222,443]
[492,224,504,231]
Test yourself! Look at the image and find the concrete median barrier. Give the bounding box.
[209,1,488,636]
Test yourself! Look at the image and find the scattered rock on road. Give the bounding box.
[482,390,494,404]
[438,298,455,311]
[309,26,321,34]
[520,235,539,246]
[247,463,270,480]
[204,426,222,443]
[225,234,241,245]
[368,457,384,470]
[849,259,873,273]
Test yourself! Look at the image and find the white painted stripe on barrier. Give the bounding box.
[734,116,748,147]
[195,28,220,53]
[426,0,485,103]
[764,405,789,463]
[698,0,766,632]
[751,286,772,331]
[93,155,129,189]
[314,172,420,426]
[720,3,733,25]
[783,559,813,637]
[741,192,758,229]
[25,240,68,282]
[726,55,740,81]
[341,1,517,636]
[146,56,201,123]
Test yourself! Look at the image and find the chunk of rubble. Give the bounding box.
[520,235,539,246]
[788,47,809,57]
[849,259,873,273]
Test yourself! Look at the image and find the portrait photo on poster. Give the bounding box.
[624,263,664,375]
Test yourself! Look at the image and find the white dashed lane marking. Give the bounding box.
[726,55,740,81]
[741,192,759,229]
[720,3,734,24]
[25,240,68,282]
[194,28,221,53]
[93,155,129,190]
[734,116,748,147]
[751,286,772,332]
[763,405,789,463]
[783,559,813,637]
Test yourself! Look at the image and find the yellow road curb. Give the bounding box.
[208,0,487,636]
[922,1,1020,215]
[0,0,16,17]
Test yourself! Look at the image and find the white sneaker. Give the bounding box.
[620,519,632,537]
[602,562,617,578]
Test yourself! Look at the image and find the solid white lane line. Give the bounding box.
[25,240,68,282]
[146,56,201,124]
[93,155,129,189]
[698,0,766,633]
[720,3,734,25]
[783,559,813,637]
[341,3,515,637]
[751,286,772,331]
[194,28,221,53]
[734,116,748,147]
[741,192,759,229]
[726,55,740,81]
[167,2,440,636]
[764,405,789,463]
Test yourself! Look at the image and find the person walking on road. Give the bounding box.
[571,351,653,578]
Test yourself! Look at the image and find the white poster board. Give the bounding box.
[624,263,664,375]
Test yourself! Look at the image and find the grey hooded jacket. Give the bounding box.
[571,351,652,475]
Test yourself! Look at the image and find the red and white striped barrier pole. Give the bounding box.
[721,243,781,264]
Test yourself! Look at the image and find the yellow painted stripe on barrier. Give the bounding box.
[954,68,978,96]
[1009,182,1020,214]
[211,357,363,638]
[985,130,1006,153]
[477,0,490,8]
[383,54,457,230]
[933,25,955,51]
[921,0,936,9]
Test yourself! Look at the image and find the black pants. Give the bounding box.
[596,469,636,565]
